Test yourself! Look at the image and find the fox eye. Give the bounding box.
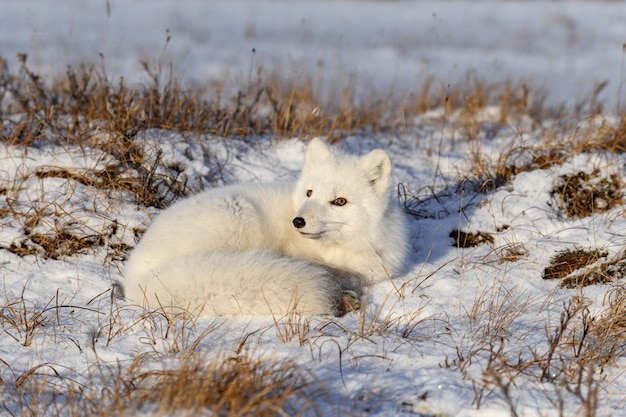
[306,190,313,197]
[331,197,347,206]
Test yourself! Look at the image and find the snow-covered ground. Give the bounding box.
[1,1,626,416]
[3,0,626,108]
[3,117,626,416]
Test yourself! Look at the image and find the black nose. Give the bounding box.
[293,217,306,228]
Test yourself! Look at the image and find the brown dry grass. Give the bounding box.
[6,351,325,417]
[551,170,623,218]
[543,248,608,281]
[0,55,551,148]
[449,229,494,248]
[559,251,626,289]
[0,290,333,417]
[444,282,626,416]
[121,353,317,417]
[464,113,626,194]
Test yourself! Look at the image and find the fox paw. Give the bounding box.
[334,290,361,316]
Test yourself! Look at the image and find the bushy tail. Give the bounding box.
[124,251,356,317]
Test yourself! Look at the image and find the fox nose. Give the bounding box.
[292,217,306,228]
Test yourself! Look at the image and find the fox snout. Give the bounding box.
[293,217,306,228]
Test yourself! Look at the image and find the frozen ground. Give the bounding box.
[1,1,626,416]
[2,117,626,416]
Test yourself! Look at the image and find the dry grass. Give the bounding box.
[581,115,626,153]
[4,350,325,417]
[463,113,626,194]
[1,54,371,145]
[0,54,552,149]
[449,229,494,248]
[466,144,572,193]
[0,286,53,347]
[543,248,608,281]
[551,170,623,218]
[121,353,316,417]
[444,281,626,416]
[559,251,626,289]
[0,293,333,417]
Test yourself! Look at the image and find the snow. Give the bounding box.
[2,1,625,108]
[2,1,626,416]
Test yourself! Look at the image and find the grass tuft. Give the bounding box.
[449,229,494,248]
[559,251,626,288]
[124,353,315,416]
[543,248,608,282]
[5,350,324,417]
[551,170,623,218]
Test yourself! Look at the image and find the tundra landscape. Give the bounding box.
[1,1,626,416]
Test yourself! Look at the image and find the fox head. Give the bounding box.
[292,138,393,242]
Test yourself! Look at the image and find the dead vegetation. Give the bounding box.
[122,354,315,416]
[5,350,324,417]
[32,156,189,209]
[542,247,626,289]
[0,54,552,148]
[468,145,571,193]
[543,248,608,281]
[449,229,494,248]
[0,289,52,347]
[551,170,623,218]
[445,283,626,417]
[8,230,105,259]
[559,251,626,289]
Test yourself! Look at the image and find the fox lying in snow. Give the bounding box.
[124,138,408,316]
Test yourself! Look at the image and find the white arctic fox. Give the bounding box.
[124,138,408,317]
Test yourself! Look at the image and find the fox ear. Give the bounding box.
[358,149,391,196]
[303,138,331,170]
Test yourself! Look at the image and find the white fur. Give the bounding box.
[124,139,408,316]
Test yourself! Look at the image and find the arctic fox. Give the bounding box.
[124,138,408,317]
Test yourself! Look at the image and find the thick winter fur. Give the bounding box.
[124,139,408,317]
